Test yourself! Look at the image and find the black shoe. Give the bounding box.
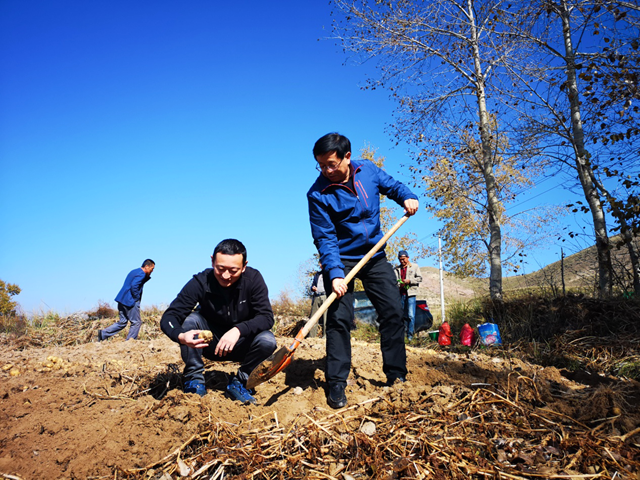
[97,330,104,342]
[327,383,347,409]
[386,376,406,387]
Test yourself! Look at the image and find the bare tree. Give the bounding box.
[502,0,640,297]
[360,145,427,262]
[593,172,640,294]
[587,1,640,294]
[330,0,541,300]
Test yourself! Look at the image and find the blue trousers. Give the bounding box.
[401,295,416,339]
[102,301,142,340]
[323,254,407,387]
[180,312,277,385]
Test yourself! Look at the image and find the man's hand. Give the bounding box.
[332,278,348,298]
[215,327,241,357]
[178,330,209,349]
[404,199,419,216]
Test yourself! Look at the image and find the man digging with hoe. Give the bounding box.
[307,132,419,409]
[245,133,419,408]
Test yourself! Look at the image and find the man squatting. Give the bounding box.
[160,239,276,404]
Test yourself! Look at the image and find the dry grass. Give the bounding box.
[271,290,311,318]
[443,294,640,380]
[3,294,639,383]
[0,313,28,336]
[121,383,640,479]
[0,305,167,349]
[85,301,117,320]
[2,295,640,479]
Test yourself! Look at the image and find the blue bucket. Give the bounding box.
[477,323,502,346]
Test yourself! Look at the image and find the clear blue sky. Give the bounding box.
[0,1,586,315]
[0,0,436,314]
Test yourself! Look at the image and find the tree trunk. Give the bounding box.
[591,169,640,296]
[558,0,612,297]
[622,229,640,295]
[468,0,503,300]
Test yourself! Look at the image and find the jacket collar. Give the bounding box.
[315,159,363,191]
[204,269,245,296]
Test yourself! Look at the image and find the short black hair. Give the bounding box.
[213,239,247,264]
[313,132,351,160]
[142,259,155,268]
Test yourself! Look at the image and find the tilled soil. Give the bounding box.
[1,332,639,479]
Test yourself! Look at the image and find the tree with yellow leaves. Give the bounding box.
[412,120,561,279]
[0,280,22,317]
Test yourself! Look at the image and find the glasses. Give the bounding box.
[316,158,344,173]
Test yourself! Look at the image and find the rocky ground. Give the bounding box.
[1,326,640,479]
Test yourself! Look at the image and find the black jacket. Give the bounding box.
[160,267,274,343]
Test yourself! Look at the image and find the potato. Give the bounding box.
[197,330,214,342]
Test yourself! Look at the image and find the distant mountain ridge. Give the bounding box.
[414,239,637,309]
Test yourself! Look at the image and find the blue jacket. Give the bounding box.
[114,268,150,307]
[307,159,418,281]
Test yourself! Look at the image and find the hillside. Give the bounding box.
[416,239,638,310]
[503,240,637,294]
[414,265,485,307]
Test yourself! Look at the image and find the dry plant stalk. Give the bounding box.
[119,386,640,480]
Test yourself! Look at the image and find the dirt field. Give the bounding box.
[1,328,640,479]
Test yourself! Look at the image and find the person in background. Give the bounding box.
[394,250,423,341]
[307,132,419,409]
[159,239,276,404]
[99,259,155,341]
[308,265,328,337]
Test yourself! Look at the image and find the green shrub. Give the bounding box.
[31,311,62,329]
[618,360,640,379]
[445,298,484,332]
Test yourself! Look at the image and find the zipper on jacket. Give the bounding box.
[319,164,371,245]
[353,167,370,244]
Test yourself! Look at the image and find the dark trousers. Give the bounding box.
[323,253,407,386]
[180,312,277,385]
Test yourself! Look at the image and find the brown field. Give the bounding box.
[1,308,639,479]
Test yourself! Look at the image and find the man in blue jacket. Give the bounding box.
[160,239,277,404]
[99,259,155,341]
[308,132,419,409]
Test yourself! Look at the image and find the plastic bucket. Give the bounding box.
[477,322,502,346]
[428,330,439,341]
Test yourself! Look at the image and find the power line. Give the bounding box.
[509,184,561,210]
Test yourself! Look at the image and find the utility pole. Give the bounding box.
[561,248,566,296]
[438,235,445,322]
